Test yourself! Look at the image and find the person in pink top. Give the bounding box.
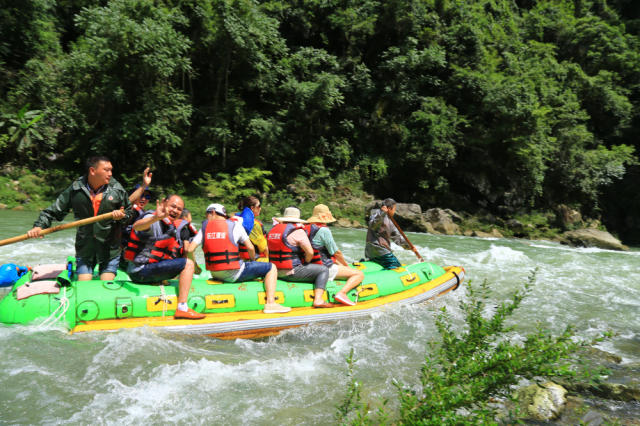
[266,207,333,308]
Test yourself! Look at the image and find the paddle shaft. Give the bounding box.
[388,214,425,262]
[0,212,115,247]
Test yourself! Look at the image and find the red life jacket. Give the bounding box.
[239,218,267,260]
[304,224,335,267]
[121,205,146,251]
[123,212,167,261]
[128,216,189,264]
[202,219,241,271]
[147,218,188,263]
[267,223,304,269]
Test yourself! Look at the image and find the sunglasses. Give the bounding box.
[141,194,152,200]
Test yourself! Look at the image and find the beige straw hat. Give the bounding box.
[306,204,336,223]
[273,206,307,223]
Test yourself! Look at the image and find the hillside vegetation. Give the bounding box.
[1,0,639,242]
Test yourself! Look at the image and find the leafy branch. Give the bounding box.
[337,270,601,424]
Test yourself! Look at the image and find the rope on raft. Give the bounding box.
[36,287,70,330]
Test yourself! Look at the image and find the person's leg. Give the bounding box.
[334,266,364,305]
[236,262,290,313]
[98,254,121,281]
[129,258,187,283]
[263,264,279,304]
[127,258,204,319]
[177,258,195,304]
[75,256,96,281]
[284,264,330,306]
[371,253,402,269]
[261,264,290,312]
[174,257,204,319]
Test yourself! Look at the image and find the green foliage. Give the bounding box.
[1,0,640,241]
[196,167,274,203]
[335,349,364,422]
[0,167,70,209]
[337,272,597,424]
[1,105,45,149]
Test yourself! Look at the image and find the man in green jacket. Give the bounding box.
[27,156,137,281]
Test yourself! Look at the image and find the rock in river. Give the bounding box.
[561,228,629,251]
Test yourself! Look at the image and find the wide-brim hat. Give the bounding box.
[306,204,336,223]
[274,207,307,223]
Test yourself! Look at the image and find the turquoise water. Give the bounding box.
[1,211,639,423]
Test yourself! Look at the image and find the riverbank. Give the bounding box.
[0,167,630,250]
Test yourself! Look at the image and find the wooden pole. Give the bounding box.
[388,214,425,262]
[0,212,115,247]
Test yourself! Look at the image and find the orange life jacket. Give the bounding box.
[266,223,304,269]
[202,219,241,271]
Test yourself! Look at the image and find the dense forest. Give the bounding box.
[1,0,639,242]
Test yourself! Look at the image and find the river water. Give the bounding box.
[1,210,639,424]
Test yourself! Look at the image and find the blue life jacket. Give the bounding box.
[235,207,255,234]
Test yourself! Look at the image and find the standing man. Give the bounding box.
[365,198,410,269]
[27,156,137,281]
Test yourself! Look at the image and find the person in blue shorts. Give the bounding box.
[189,203,291,314]
[126,195,204,320]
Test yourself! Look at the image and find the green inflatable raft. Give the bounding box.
[0,258,464,338]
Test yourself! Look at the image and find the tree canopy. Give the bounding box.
[1,0,639,241]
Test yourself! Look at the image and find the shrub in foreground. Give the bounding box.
[337,272,603,424]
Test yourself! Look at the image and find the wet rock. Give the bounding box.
[556,204,583,230]
[472,229,504,238]
[336,218,362,228]
[424,208,460,235]
[443,208,463,223]
[11,205,24,211]
[587,219,602,229]
[0,203,7,209]
[336,218,354,228]
[581,410,604,425]
[425,222,439,234]
[561,229,629,251]
[365,201,430,232]
[583,347,623,364]
[515,382,567,421]
[491,228,504,238]
[394,203,430,232]
[564,382,640,402]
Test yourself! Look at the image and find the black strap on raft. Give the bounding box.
[451,271,461,291]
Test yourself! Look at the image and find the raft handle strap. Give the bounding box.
[160,285,168,318]
[452,271,461,291]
